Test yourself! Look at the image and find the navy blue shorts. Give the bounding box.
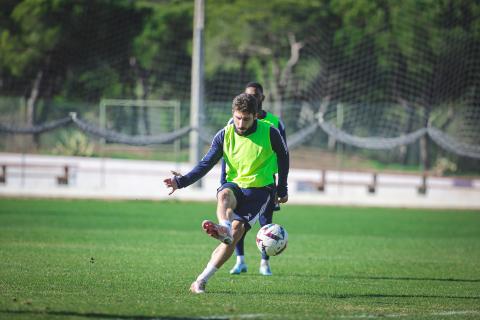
[217,182,273,230]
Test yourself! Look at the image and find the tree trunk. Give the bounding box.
[270,58,283,117]
[25,70,44,150]
[271,33,304,118]
[130,106,138,135]
[140,73,151,135]
[141,106,150,135]
[131,57,151,135]
[238,54,248,86]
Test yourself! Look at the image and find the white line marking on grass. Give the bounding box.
[432,310,480,316]
[200,314,268,319]
[338,310,480,319]
[339,314,404,319]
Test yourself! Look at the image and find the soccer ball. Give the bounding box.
[256,223,288,256]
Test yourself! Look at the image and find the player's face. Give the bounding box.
[245,87,264,108]
[233,110,256,135]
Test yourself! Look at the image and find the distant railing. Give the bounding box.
[0,163,77,186]
[297,169,478,195]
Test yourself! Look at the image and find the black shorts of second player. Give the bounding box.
[259,184,279,226]
[259,208,273,226]
[217,182,273,231]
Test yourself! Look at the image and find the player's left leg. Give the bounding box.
[230,230,248,274]
[229,183,251,274]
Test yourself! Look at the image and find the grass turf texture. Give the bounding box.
[0,198,479,320]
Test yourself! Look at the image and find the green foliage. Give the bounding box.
[205,0,332,90]
[433,157,458,176]
[133,1,192,69]
[1,0,61,76]
[0,198,479,319]
[0,0,145,100]
[0,0,479,169]
[70,66,123,100]
[1,0,478,104]
[52,130,94,156]
[131,0,193,100]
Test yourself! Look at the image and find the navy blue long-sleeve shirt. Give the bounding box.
[175,120,289,197]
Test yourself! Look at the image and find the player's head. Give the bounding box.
[232,93,258,135]
[245,82,265,110]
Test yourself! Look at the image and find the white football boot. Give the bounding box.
[202,220,233,245]
[259,260,272,276]
[229,262,248,274]
[190,280,206,294]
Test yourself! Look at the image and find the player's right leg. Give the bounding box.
[190,279,206,294]
[202,220,233,244]
[202,184,239,244]
[216,184,238,222]
[202,182,242,244]
[191,185,269,293]
[191,220,246,293]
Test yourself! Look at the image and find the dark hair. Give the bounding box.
[232,93,258,115]
[245,82,263,94]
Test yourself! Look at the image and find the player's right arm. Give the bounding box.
[164,129,225,194]
[219,118,233,185]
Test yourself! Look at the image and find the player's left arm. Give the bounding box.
[270,126,289,203]
[220,159,227,185]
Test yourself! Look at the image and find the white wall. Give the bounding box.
[1,153,479,209]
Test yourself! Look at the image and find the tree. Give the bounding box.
[1,0,61,129]
[205,0,335,117]
[130,0,193,134]
[0,0,145,143]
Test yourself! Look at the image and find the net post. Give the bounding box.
[57,165,69,185]
[189,0,205,188]
[368,172,377,194]
[0,165,6,184]
[99,100,106,145]
[417,172,428,195]
[317,169,326,192]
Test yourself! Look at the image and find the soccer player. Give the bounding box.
[163,93,289,294]
[225,82,287,276]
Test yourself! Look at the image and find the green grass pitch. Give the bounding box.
[1,198,479,319]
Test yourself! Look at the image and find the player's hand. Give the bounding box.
[278,195,288,204]
[273,191,279,206]
[163,170,182,195]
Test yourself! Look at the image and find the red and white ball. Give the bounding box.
[256,223,288,256]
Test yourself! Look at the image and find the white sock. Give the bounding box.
[220,219,232,231]
[261,259,270,267]
[237,255,245,264]
[197,263,218,283]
